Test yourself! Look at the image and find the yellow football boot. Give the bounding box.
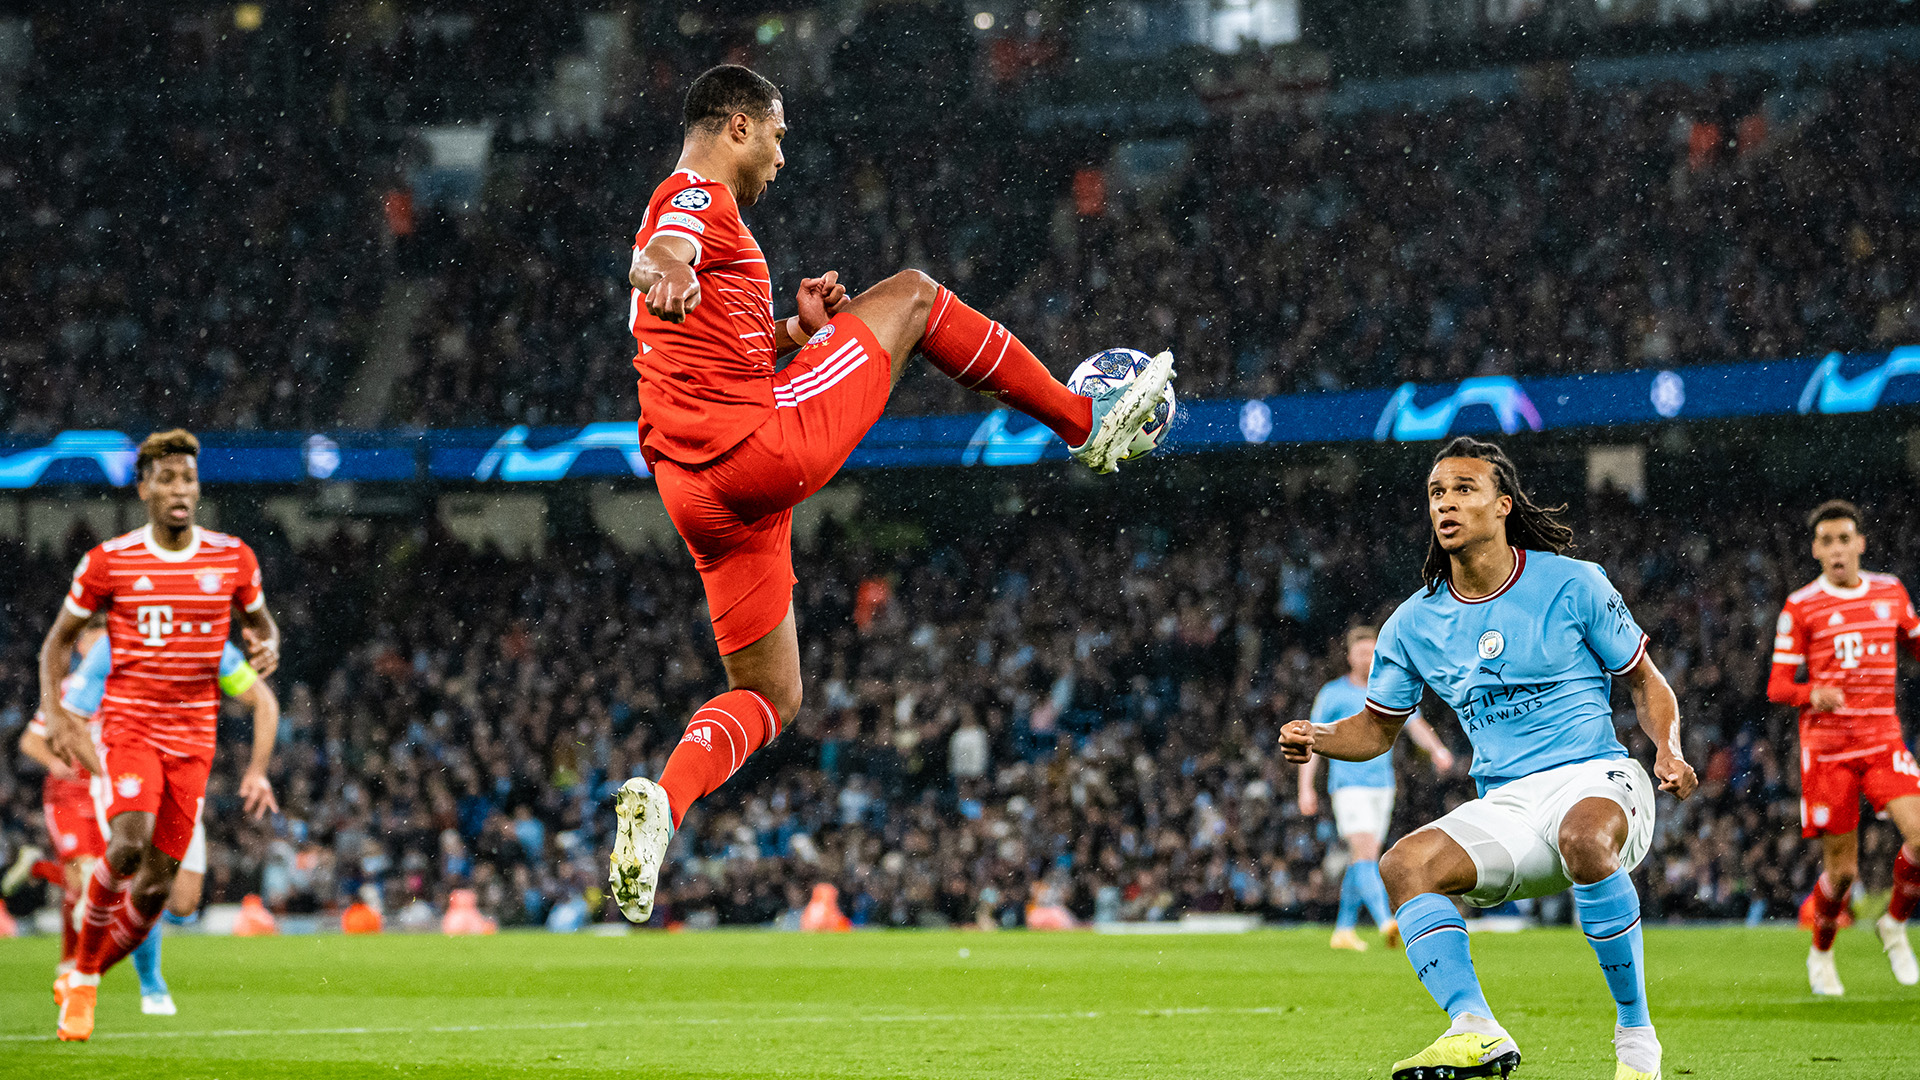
[1390,1028,1521,1080]
[1614,1064,1658,1080]
[1331,927,1370,951]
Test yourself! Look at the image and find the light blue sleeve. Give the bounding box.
[1572,562,1649,675]
[1364,608,1424,717]
[1309,685,1342,727]
[61,638,112,716]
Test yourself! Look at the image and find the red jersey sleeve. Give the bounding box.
[1767,599,1811,708]
[635,176,740,272]
[233,541,265,613]
[65,543,113,618]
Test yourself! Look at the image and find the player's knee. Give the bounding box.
[1558,830,1621,885]
[885,269,939,322]
[103,839,144,878]
[1378,845,1424,906]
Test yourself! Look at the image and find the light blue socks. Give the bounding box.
[1397,893,1494,1020]
[1573,868,1652,1028]
[1338,862,1394,930]
[131,922,166,997]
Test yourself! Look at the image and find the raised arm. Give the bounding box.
[1624,653,1696,799]
[1279,706,1408,766]
[630,234,702,323]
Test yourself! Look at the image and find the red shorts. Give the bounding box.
[655,314,893,654]
[94,734,212,862]
[1800,740,1920,837]
[43,788,106,861]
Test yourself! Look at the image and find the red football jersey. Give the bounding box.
[65,525,263,759]
[1770,572,1920,753]
[628,168,777,467]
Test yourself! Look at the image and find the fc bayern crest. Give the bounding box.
[1477,630,1505,659]
[669,188,712,211]
[1875,601,1893,620]
[807,324,836,346]
[199,571,224,593]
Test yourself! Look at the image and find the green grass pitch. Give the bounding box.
[2,925,1916,1078]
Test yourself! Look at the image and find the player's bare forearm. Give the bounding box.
[1404,714,1456,772]
[240,605,280,678]
[631,235,701,322]
[1626,654,1697,798]
[38,609,84,716]
[1280,709,1405,764]
[240,681,281,817]
[19,728,73,777]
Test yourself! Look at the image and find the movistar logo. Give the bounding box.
[0,431,138,488]
[962,409,1055,466]
[473,423,651,481]
[1797,346,1920,415]
[1374,378,1544,442]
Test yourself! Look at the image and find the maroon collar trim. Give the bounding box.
[1448,547,1525,605]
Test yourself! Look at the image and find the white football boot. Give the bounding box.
[141,992,178,1016]
[1877,913,1919,986]
[1068,350,1174,474]
[1808,946,1845,997]
[609,777,674,923]
[1614,1024,1662,1079]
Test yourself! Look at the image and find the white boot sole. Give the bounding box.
[1074,350,1174,474]
[609,777,672,924]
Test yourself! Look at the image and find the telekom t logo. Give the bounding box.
[137,604,174,646]
[1833,631,1864,669]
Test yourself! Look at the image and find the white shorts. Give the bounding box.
[1331,786,1395,839]
[180,814,207,876]
[1429,757,1655,908]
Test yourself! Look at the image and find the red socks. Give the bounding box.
[1892,846,1920,923]
[656,689,781,829]
[75,861,131,976]
[1811,873,1848,951]
[921,287,1092,446]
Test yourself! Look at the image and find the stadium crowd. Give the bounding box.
[4,477,1912,930]
[5,6,1920,432]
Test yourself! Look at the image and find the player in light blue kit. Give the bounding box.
[1299,624,1454,951]
[62,633,277,1016]
[1282,438,1696,1080]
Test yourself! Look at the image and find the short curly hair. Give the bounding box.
[136,428,200,481]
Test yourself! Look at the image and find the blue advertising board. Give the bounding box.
[0,346,1913,488]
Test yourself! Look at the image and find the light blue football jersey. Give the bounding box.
[61,637,254,716]
[1311,676,1394,790]
[1366,548,1648,795]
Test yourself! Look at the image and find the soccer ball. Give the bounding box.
[1067,348,1176,460]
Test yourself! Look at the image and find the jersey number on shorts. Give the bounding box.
[137,604,175,646]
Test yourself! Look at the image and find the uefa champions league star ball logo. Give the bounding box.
[1478,630,1505,660]
[670,188,712,211]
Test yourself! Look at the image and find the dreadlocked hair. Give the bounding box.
[1421,437,1574,594]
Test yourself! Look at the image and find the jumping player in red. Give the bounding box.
[37,429,282,1041]
[608,65,1175,921]
[1768,499,1920,994]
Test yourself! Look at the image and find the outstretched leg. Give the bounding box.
[841,271,1092,445]
[1877,795,1920,985]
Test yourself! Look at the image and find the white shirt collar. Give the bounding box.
[1817,574,1870,600]
[142,524,202,563]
